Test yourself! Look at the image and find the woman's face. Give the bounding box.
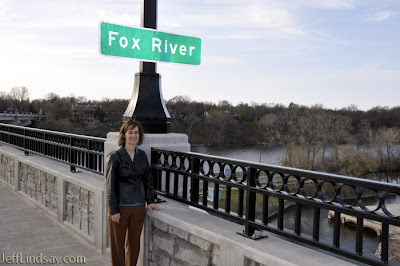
[124,126,140,146]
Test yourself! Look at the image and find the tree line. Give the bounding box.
[167,96,400,177]
[0,87,128,137]
[1,87,399,177]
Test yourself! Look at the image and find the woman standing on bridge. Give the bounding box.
[106,119,160,266]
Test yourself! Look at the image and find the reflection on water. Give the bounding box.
[268,204,381,257]
[192,145,286,165]
[192,145,400,262]
[367,172,400,184]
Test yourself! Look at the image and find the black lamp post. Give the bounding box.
[122,0,171,133]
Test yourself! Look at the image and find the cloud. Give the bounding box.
[293,0,356,9]
[202,56,241,65]
[0,0,9,24]
[0,0,6,9]
[0,1,141,30]
[160,1,304,39]
[373,11,396,22]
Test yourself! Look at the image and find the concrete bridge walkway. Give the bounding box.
[0,182,110,266]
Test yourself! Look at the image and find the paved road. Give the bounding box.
[0,182,110,266]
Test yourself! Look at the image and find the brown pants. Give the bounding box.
[108,204,146,266]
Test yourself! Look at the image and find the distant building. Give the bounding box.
[70,104,98,124]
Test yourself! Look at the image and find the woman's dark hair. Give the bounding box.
[118,120,145,146]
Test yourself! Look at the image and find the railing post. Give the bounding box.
[213,182,219,210]
[333,211,341,248]
[294,203,302,236]
[88,140,94,171]
[262,195,269,225]
[278,198,284,230]
[7,124,10,143]
[23,128,26,151]
[151,148,165,203]
[381,223,389,263]
[43,132,46,156]
[244,167,257,238]
[313,207,320,241]
[69,136,74,172]
[225,186,231,214]
[151,148,159,195]
[238,188,244,217]
[202,179,208,206]
[190,157,200,204]
[355,217,363,255]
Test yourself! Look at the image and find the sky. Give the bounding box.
[0,0,399,111]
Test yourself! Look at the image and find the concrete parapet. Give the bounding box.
[144,197,356,266]
[19,162,58,214]
[65,182,96,237]
[0,153,15,186]
[0,144,105,253]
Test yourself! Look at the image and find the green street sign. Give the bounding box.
[100,22,201,65]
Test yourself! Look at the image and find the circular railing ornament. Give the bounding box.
[357,189,381,212]
[300,178,318,199]
[232,165,247,183]
[200,160,210,176]
[381,193,400,218]
[210,161,221,178]
[283,175,301,195]
[317,181,337,203]
[255,170,269,189]
[336,184,358,208]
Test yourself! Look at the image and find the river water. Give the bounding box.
[192,145,286,165]
[192,145,400,262]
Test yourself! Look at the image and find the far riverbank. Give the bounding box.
[192,145,400,182]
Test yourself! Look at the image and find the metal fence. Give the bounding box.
[0,123,106,174]
[151,147,400,266]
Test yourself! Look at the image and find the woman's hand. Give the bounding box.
[147,203,160,211]
[111,213,120,223]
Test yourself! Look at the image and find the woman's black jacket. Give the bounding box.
[106,146,155,215]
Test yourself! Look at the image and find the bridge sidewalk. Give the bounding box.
[0,182,110,266]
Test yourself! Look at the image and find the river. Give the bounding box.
[192,145,400,262]
[192,145,286,165]
[192,145,400,182]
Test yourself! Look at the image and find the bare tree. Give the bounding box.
[45,92,60,101]
[206,109,230,145]
[374,127,400,181]
[257,113,279,146]
[297,107,323,170]
[334,145,378,177]
[0,92,12,111]
[9,86,29,112]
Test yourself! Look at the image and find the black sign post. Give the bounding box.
[122,0,171,133]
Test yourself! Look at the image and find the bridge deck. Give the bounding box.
[0,182,110,266]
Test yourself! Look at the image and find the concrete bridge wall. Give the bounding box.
[0,144,104,252]
[0,144,355,266]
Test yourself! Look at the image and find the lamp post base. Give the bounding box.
[122,72,171,134]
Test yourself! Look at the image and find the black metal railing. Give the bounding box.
[151,147,400,266]
[0,123,106,174]
[1,123,399,264]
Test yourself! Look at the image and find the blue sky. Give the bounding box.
[0,0,399,110]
